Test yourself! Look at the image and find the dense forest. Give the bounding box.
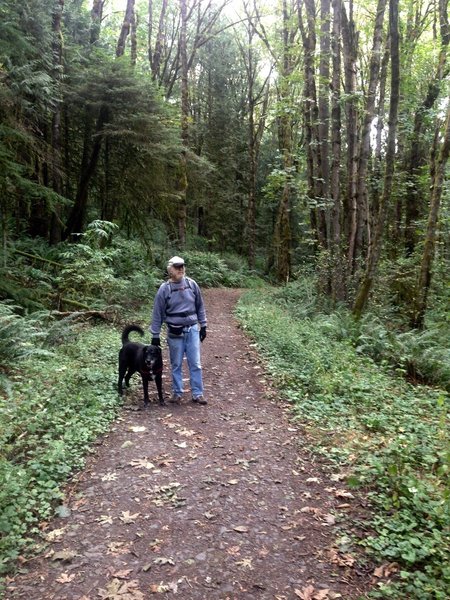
[0,0,449,598]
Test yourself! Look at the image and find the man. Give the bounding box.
[150,256,208,405]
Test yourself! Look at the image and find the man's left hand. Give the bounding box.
[199,326,207,342]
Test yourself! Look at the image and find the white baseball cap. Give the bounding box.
[167,256,185,267]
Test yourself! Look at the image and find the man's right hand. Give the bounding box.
[151,337,161,346]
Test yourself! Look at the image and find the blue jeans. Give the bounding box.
[168,325,203,398]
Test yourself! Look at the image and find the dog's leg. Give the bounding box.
[124,368,134,388]
[142,376,150,408]
[118,364,127,395]
[155,373,165,405]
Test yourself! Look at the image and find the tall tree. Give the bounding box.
[353,0,400,318]
[412,101,450,328]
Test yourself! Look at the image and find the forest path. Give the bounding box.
[6,289,373,599]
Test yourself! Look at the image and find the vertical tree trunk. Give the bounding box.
[353,0,400,318]
[317,0,331,248]
[404,0,448,255]
[298,0,319,244]
[273,0,296,282]
[130,9,137,66]
[116,0,136,57]
[178,0,189,247]
[90,0,104,46]
[330,0,343,300]
[49,0,65,245]
[412,102,450,328]
[354,0,387,257]
[151,0,169,81]
[340,0,359,270]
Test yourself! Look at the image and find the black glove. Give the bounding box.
[199,326,207,342]
[151,337,160,346]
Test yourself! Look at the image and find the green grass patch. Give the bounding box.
[235,289,449,600]
[0,322,123,575]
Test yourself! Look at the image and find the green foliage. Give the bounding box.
[236,288,449,598]
[0,304,52,369]
[0,323,121,574]
[167,250,264,288]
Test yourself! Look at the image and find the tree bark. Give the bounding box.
[353,0,400,318]
[412,101,450,328]
[49,0,65,245]
[90,0,104,46]
[178,0,189,247]
[116,0,136,57]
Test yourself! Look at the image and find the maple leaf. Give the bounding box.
[295,585,315,599]
[236,557,253,569]
[334,489,354,498]
[56,572,75,584]
[97,515,114,526]
[101,472,118,482]
[98,578,144,599]
[129,459,156,470]
[226,545,241,556]
[107,541,129,555]
[45,527,65,541]
[111,568,133,579]
[120,511,140,524]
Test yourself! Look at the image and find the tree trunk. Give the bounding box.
[317,0,331,249]
[151,0,169,81]
[90,0,104,46]
[49,0,65,245]
[116,0,136,57]
[340,0,360,270]
[178,0,189,247]
[63,105,109,239]
[354,0,387,258]
[412,102,450,328]
[404,30,449,255]
[353,0,400,318]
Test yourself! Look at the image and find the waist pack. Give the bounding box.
[167,324,184,336]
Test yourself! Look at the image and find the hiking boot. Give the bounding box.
[192,396,207,405]
[170,394,182,404]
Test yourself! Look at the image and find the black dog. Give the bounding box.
[118,325,164,407]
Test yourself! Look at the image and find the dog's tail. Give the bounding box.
[122,324,145,345]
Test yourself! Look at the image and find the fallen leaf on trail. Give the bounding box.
[101,472,118,482]
[129,459,156,470]
[176,428,196,437]
[326,548,355,567]
[236,557,253,569]
[112,569,133,579]
[98,578,144,599]
[149,583,171,593]
[373,562,399,578]
[56,572,75,584]
[226,545,241,556]
[295,585,330,599]
[119,511,140,524]
[129,426,147,433]
[203,511,215,520]
[334,489,354,498]
[52,549,77,562]
[227,479,239,485]
[295,585,315,599]
[233,525,249,533]
[306,477,320,483]
[149,539,163,552]
[323,514,336,525]
[174,441,187,449]
[97,515,114,526]
[300,506,321,515]
[153,557,175,566]
[107,541,129,555]
[45,527,65,541]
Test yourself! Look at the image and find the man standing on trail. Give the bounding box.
[150,256,208,405]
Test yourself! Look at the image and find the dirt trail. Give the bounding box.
[6,289,373,599]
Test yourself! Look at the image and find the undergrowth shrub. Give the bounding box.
[0,323,121,575]
[236,288,449,599]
